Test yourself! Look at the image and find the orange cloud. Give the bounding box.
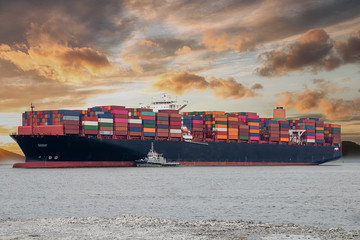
[0,142,23,156]
[153,71,208,95]
[256,29,340,76]
[202,31,254,52]
[336,32,360,63]
[153,71,262,99]
[0,125,17,135]
[276,81,360,120]
[175,46,191,55]
[124,57,144,73]
[0,25,116,82]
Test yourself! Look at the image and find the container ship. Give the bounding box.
[11,95,342,168]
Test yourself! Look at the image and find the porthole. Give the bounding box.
[54,156,58,160]
[48,156,52,160]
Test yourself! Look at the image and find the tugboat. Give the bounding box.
[135,142,180,167]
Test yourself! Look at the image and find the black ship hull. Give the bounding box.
[11,135,342,168]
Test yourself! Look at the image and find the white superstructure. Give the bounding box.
[140,94,188,112]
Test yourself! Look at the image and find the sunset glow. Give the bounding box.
[1,0,360,154]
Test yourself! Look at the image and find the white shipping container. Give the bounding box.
[128,119,142,124]
[63,116,79,121]
[213,127,227,132]
[82,121,98,126]
[98,118,113,123]
[170,129,181,134]
[100,130,113,135]
[306,139,316,143]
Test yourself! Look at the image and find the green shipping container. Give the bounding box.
[239,136,249,140]
[84,125,98,130]
[215,121,227,124]
[331,128,341,131]
[99,122,113,127]
[143,124,156,128]
[316,130,324,133]
[141,112,156,116]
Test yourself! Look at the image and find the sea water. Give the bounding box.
[1,159,359,230]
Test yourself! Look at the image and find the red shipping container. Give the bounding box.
[82,116,98,121]
[18,126,32,135]
[139,108,153,112]
[141,116,156,120]
[170,133,181,138]
[192,123,203,128]
[156,121,168,125]
[156,112,169,117]
[157,132,169,137]
[169,125,181,129]
[114,127,128,131]
[64,129,79,134]
[115,130,128,135]
[156,129,168,133]
[214,131,227,135]
[99,126,113,131]
[114,122,128,127]
[170,117,181,121]
[84,130,97,134]
[109,106,125,110]
[162,110,179,114]
[113,114,128,118]
[64,125,80,130]
[129,131,142,136]
[128,123,142,128]
[169,113,181,117]
[169,121,181,126]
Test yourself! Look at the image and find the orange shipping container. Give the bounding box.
[114,126,128,131]
[143,128,155,133]
[248,122,260,126]
[215,135,227,139]
[280,138,289,142]
[227,117,238,121]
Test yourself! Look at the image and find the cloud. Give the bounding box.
[153,71,262,99]
[0,73,118,112]
[175,46,191,55]
[153,72,208,95]
[0,142,23,156]
[0,1,136,53]
[0,24,117,82]
[256,29,360,77]
[202,31,254,52]
[276,80,360,120]
[256,29,341,76]
[124,57,144,73]
[0,125,17,136]
[336,32,360,63]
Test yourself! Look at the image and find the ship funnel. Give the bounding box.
[273,106,286,119]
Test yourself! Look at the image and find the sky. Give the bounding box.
[0,0,359,155]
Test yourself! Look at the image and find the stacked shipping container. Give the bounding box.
[19,106,341,146]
